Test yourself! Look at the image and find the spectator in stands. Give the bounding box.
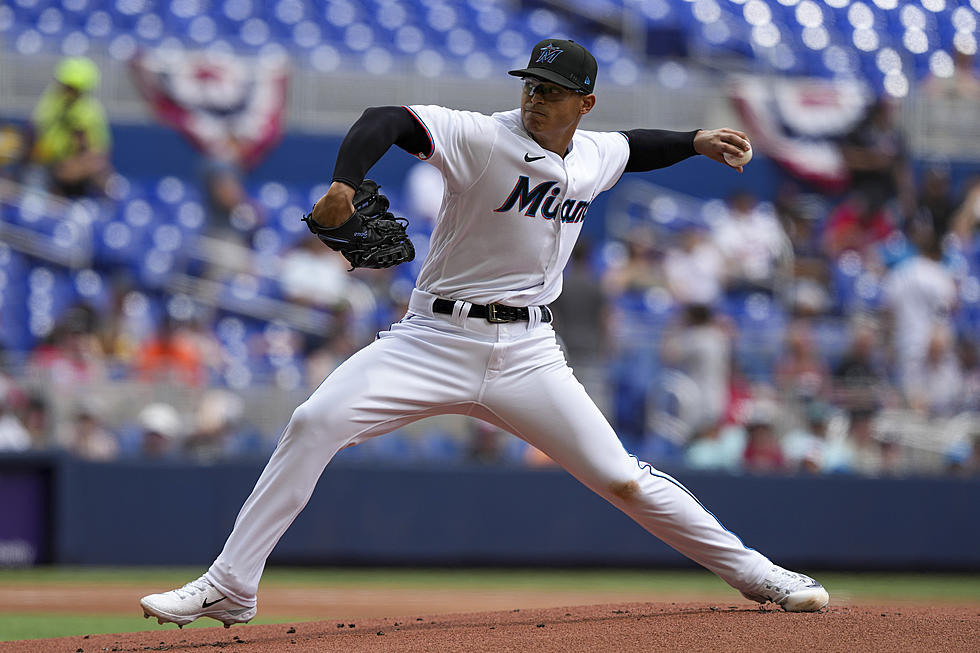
[201,143,265,245]
[781,401,849,474]
[133,315,208,386]
[183,389,250,462]
[98,282,159,369]
[710,190,788,296]
[838,96,916,223]
[549,239,609,371]
[774,319,832,404]
[65,401,119,462]
[21,393,53,452]
[881,234,958,411]
[950,175,980,244]
[465,420,511,465]
[957,338,980,414]
[741,399,786,473]
[821,192,897,261]
[601,226,668,449]
[0,123,28,182]
[279,236,377,319]
[683,422,744,472]
[0,381,31,452]
[198,155,263,282]
[302,319,359,388]
[945,436,979,476]
[26,57,112,198]
[921,49,980,102]
[663,222,724,306]
[135,402,184,460]
[915,162,958,239]
[832,316,889,416]
[846,410,905,477]
[837,408,874,475]
[661,304,731,439]
[903,324,963,417]
[601,225,663,296]
[181,312,226,383]
[776,186,831,317]
[27,305,108,387]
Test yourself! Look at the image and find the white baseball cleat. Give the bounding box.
[741,565,830,612]
[140,575,256,628]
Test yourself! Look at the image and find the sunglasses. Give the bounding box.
[521,78,585,101]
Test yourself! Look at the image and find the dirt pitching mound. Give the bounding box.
[4,601,976,653]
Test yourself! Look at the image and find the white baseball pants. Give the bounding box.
[207,289,771,606]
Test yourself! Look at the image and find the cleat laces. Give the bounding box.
[172,577,212,601]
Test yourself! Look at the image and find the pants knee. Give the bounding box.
[282,400,349,449]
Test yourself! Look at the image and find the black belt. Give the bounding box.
[432,298,552,323]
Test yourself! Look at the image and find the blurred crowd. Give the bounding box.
[1,56,979,477]
[576,93,980,478]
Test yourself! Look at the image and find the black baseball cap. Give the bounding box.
[508,38,597,94]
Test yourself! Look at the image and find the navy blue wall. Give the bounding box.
[3,454,976,569]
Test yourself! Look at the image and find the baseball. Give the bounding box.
[724,144,753,167]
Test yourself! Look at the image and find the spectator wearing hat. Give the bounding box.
[136,403,184,460]
[26,56,112,197]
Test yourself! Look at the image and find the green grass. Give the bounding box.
[1,567,978,641]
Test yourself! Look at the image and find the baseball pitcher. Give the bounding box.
[141,38,829,628]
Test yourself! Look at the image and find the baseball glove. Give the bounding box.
[302,179,415,270]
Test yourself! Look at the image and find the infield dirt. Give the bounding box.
[2,599,977,652]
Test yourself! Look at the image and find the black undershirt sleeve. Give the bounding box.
[331,106,432,190]
[621,129,701,173]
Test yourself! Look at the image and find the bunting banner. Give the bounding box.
[130,48,290,170]
[728,75,872,192]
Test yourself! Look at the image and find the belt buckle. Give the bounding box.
[486,304,513,323]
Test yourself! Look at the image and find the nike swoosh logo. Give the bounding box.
[202,597,227,608]
[524,153,545,162]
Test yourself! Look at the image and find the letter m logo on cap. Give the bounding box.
[535,43,563,64]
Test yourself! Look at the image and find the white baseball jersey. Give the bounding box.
[406,106,630,306]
